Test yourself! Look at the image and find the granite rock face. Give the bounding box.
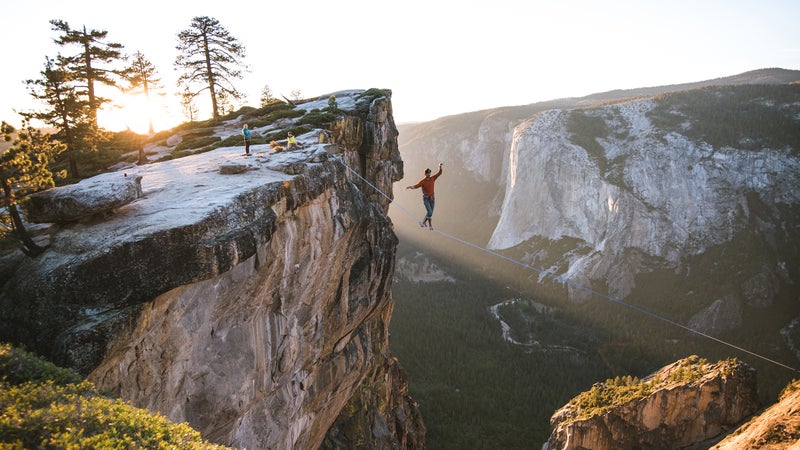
[711,380,800,449]
[489,94,800,303]
[0,90,425,450]
[546,356,759,450]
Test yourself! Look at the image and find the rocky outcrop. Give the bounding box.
[711,380,800,449]
[0,90,425,449]
[25,174,143,223]
[546,356,759,450]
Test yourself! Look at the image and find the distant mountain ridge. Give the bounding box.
[393,67,800,400]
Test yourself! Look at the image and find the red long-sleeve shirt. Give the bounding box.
[410,167,442,197]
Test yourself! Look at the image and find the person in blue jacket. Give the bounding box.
[242,124,252,156]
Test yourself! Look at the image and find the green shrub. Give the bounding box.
[266,107,304,122]
[359,88,389,99]
[0,343,80,386]
[565,356,727,422]
[147,129,173,144]
[172,119,218,133]
[297,109,339,127]
[245,101,292,119]
[0,380,229,449]
[262,126,314,143]
[567,109,609,172]
[0,343,230,449]
[174,135,221,152]
[247,117,275,129]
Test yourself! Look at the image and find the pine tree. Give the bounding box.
[180,87,199,123]
[124,51,163,135]
[24,56,95,180]
[175,16,247,120]
[49,19,127,126]
[0,120,64,257]
[260,84,279,106]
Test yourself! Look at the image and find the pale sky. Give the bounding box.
[2,0,799,133]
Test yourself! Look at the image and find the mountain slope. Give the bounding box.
[490,85,800,307]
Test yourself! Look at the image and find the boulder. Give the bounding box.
[24,174,143,223]
[166,134,183,147]
[219,162,248,174]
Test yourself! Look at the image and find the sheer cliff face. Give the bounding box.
[489,87,800,308]
[0,92,424,449]
[90,172,398,449]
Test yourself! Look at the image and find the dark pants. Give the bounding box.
[244,139,251,154]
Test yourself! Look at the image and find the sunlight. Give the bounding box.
[99,93,181,135]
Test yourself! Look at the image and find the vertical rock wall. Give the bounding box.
[0,92,424,449]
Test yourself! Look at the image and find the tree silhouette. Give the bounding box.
[180,87,199,123]
[260,84,279,106]
[124,51,163,135]
[0,120,63,257]
[49,19,127,126]
[24,56,96,180]
[175,16,247,120]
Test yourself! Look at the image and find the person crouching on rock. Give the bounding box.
[406,163,443,230]
[287,132,300,150]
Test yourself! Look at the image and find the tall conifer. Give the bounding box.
[175,16,247,120]
[125,51,163,135]
[49,19,127,126]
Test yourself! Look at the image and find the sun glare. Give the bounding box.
[99,93,181,135]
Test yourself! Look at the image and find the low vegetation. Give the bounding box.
[647,85,800,152]
[390,241,610,449]
[566,108,631,187]
[391,228,800,449]
[564,355,726,422]
[0,343,230,449]
[567,109,609,168]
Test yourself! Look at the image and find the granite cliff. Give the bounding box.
[488,85,800,311]
[0,90,425,449]
[396,71,800,348]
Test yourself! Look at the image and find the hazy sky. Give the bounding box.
[2,0,798,133]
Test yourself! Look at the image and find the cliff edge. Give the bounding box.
[0,90,425,449]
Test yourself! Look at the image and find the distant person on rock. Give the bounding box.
[406,163,443,230]
[287,132,300,150]
[242,124,252,156]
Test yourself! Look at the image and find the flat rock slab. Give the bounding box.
[25,174,144,223]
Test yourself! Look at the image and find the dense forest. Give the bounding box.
[389,233,799,449]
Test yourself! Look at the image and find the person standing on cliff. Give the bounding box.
[406,163,443,230]
[242,124,252,156]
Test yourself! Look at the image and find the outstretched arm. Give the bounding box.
[433,163,443,178]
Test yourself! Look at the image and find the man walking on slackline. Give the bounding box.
[406,162,443,230]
